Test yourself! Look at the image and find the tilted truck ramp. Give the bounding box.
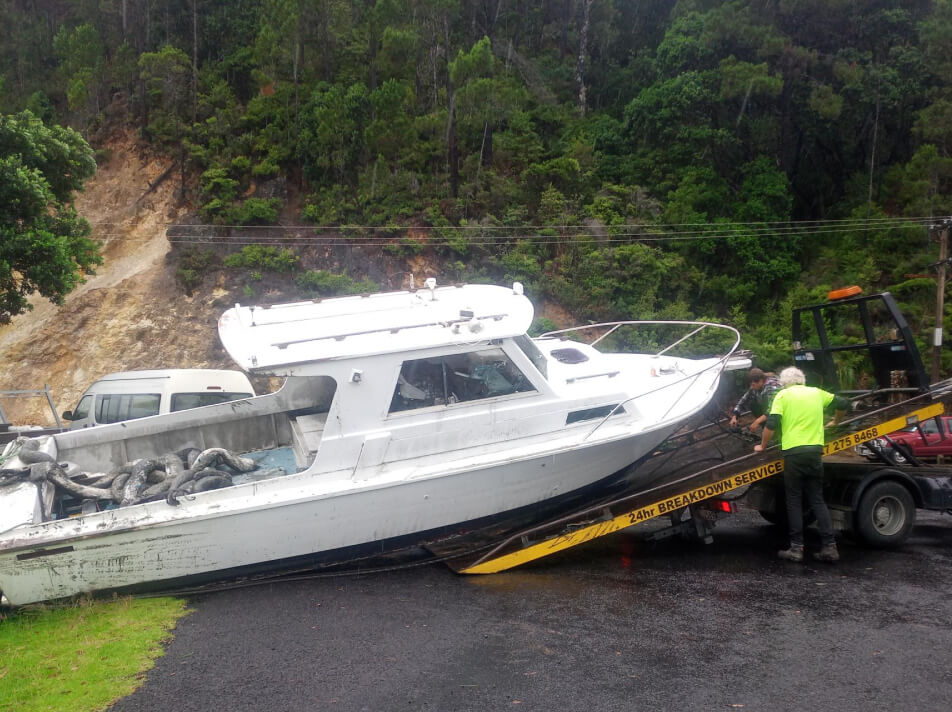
[430,396,945,574]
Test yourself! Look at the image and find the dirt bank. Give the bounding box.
[0,134,574,425]
[0,134,232,424]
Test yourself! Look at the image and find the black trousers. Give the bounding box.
[783,447,835,547]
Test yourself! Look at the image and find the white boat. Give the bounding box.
[0,280,747,605]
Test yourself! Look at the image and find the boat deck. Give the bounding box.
[234,446,300,484]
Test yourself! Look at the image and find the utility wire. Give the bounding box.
[87,215,947,230]
[158,226,938,246]
[84,220,945,247]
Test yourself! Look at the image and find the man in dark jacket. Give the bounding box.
[730,368,781,432]
[754,367,849,563]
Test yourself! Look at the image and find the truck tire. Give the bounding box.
[855,480,915,548]
[753,483,788,526]
[758,498,815,529]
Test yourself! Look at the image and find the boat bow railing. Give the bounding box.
[539,320,743,441]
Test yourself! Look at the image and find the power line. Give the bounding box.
[80,216,948,247]
[87,215,946,230]
[156,225,938,246]
[121,222,941,237]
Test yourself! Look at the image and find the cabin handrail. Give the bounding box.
[272,312,510,349]
[540,320,733,356]
[565,371,621,384]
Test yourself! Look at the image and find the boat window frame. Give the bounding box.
[513,334,549,379]
[387,345,538,416]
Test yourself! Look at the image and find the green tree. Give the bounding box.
[299,82,371,184]
[53,23,106,130]
[449,36,528,174]
[138,45,192,147]
[254,0,308,104]
[0,111,99,324]
[139,45,193,193]
[920,0,952,82]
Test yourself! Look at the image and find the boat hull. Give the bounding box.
[0,424,676,605]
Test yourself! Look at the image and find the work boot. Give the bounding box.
[777,545,804,562]
[813,543,839,562]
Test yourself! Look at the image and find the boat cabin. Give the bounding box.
[43,282,635,485]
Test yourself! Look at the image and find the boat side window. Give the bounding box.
[390,348,535,413]
[71,395,93,421]
[566,404,624,424]
[96,393,161,424]
[171,392,254,411]
[513,335,548,379]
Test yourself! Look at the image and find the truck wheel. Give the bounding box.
[752,484,787,527]
[856,481,915,548]
[758,500,814,528]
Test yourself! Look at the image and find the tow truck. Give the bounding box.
[430,288,952,574]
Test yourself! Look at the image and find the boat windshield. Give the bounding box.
[390,348,535,412]
[514,334,548,379]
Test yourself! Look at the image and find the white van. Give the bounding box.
[62,369,256,430]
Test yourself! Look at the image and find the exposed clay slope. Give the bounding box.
[0,135,575,426]
[0,134,232,424]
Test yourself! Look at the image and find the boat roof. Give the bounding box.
[218,282,535,371]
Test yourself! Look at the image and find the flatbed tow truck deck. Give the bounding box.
[431,288,952,575]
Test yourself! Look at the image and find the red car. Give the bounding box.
[858,415,952,463]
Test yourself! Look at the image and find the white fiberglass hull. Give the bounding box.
[0,424,676,605]
[1,283,745,605]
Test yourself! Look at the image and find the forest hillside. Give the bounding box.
[2,0,952,420]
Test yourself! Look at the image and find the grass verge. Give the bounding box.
[0,596,189,712]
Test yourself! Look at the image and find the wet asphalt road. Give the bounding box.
[108,509,952,712]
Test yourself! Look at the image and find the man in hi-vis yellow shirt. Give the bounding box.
[755,367,848,562]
